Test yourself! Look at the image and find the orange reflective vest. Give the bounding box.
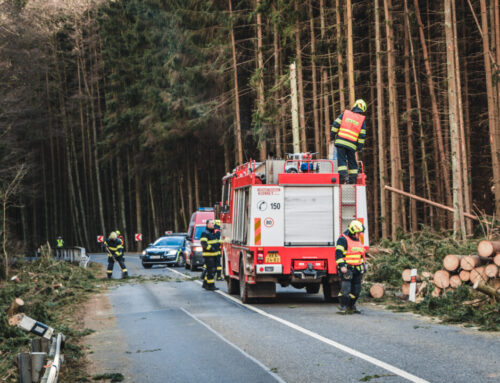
[336,110,365,145]
[342,234,365,266]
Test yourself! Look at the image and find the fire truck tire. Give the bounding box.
[227,277,240,295]
[239,261,251,303]
[306,284,321,294]
[322,280,339,302]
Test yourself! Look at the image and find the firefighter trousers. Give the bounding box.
[338,268,362,308]
[202,256,217,289]
[336,146,358,184]
[107,254,128,278]
[216,254,223,280]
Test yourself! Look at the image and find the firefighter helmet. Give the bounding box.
[353,99,367,113]
[109,231,118,240]
[348,220,365,235]
[115,230,121,236]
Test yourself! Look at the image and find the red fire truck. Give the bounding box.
[219,153,369,303]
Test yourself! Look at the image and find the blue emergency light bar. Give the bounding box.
[198,207,214,212]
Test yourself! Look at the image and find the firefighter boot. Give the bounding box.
[207,284,219,291]
[339,174,347,184]
[122,270,129,278]
[202,280,209,290]
[216,270,223,281]
[348,173,358,184]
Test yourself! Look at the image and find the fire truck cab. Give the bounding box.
[220,153,369,303]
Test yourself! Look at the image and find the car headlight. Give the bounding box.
[142,251,146,256]
[168,250,177,255]
[193,246,203,252]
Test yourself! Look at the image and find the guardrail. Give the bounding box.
[14,314,65,383]
[53,247,89,268]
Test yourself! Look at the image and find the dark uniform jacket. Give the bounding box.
[105,238,124,257]
[200,228,221,256]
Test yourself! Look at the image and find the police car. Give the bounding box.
[140,233,188,268]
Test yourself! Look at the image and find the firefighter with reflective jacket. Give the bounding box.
[200,220,221,291]
[330,99,367,184]
[56,236,64,249]
[335,220,366,313]
[214,219,223,281]
[104,231,128,279]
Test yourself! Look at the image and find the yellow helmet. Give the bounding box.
[353,99,367,113]
[214,219,221,226]
[348,220,365,234]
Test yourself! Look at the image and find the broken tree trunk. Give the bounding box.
[433,270,450,289]
[473,281,500,300]
[460,255,481,271]
[7,298,24,317]
[431,286,442,297]
[459,270,470,282]
[478,240,500,258]
[402,269,412,282]
[384,186,478,220]
[369,283,385,299]
[443,254,462,272]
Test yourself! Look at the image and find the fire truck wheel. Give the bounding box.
[239,261,250,303]
[227,277,240,295]
[306,284,321,294]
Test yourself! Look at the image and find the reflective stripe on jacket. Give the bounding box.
[336,233,365,266]
[335,110,365,148]
[200,229,221,257]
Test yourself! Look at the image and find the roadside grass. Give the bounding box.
[0,256,104,382]
[363,229,500,331]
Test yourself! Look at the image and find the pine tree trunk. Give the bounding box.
[346,0,355,106]
[295,0,307,152]
[336,0,346,111]
[194,159,200,209]
[273,6,282,158]
[186,155,194,216]
[414,0,452,211]
[320,0,331,155]
[117,160,128,246]
[445,0,466,239]
[229,0,243,164]
[135,156,142,252]
[375,0,388,238]
[480,0,500,219]
[384,0,404,239]
[256,0,267,160]
[149,180,159,239]
[404,7,418,232]
[309,0,321,154]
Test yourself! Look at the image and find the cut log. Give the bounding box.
[443,254,462,272]
[402,269,411,282]
[473,281,500,300]
[484,264,498,278]
[449,275,462,288]
[431,286,442,297]
[459,270,470,282]
[10,275,20,283]
[494,253,500,267]
[8,313,24,326]
[402,282,410,295]
[460,255,481,271]
[7,298,24,317]
[369,283,385,299]
[470,266,487,285]
[477,240,500,258]
[433,270,450,289]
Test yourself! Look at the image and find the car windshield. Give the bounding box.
[194,226,205,240]
[153,237,184,247]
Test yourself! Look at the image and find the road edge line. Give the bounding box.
[180,307,287,383]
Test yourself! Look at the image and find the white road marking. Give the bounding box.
[167,267,430,383]
[181,307,286,383]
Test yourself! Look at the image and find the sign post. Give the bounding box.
[409,268,417,302]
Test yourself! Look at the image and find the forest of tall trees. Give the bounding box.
[0,0,499,259]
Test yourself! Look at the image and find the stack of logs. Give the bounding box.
[401,240,500,298]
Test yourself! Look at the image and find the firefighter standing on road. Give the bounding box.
[104,231,128,279]
[335,220,366,314]
[214,219,224,281]
[330,99,367,184]
[200,220,221,291]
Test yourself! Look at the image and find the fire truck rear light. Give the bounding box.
[257,253,264,264]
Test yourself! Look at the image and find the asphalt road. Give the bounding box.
[89,253,500,383]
